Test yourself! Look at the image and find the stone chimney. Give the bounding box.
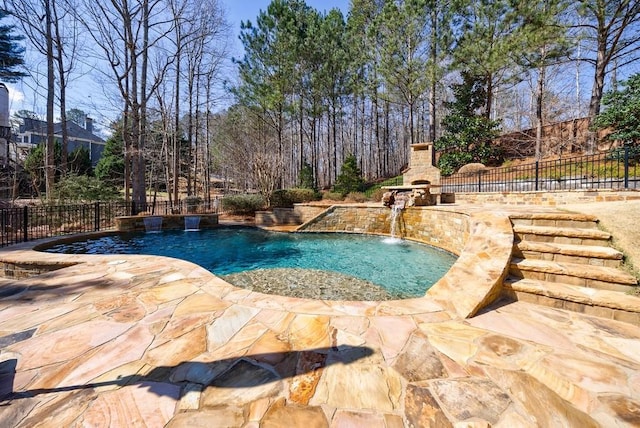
[85,116,94,134]
[403,143,441,188]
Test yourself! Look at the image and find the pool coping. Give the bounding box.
[0,205,515,319]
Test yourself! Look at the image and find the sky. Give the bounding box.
[5,0,351,130]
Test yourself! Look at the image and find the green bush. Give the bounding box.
[323,191,344,201]
[333,155,365,196]
[605,145,640,165]
[52,173,120,202]
[221,194,266,215]
[593,73,640,144]
[298,162,316,190]
[270,188,322,208]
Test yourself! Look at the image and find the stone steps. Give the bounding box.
[513,224,611,245]
[513,241,623,268]
[502,277,640,324]
[506,212,640,324]
[509,212,600,229]
[510,258,637,292]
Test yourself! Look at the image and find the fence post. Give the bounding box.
[624,144,630,189]
[131,201,136,216]
[94,202,100,231]
[535,161,539,191]
[22,206,28,242]
[477,171,482,192]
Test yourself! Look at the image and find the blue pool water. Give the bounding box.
[43,227,457,299]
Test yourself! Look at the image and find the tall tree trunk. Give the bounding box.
[408,100,415,147]
[586,41,607,154]
[123,31,131,204]
[535,62,546,160]
[194,76,200,198]
[52,0,68,174]
[45,0,55,199]
[173,31,181,205]
[132,0,149,211]
[485,73,493,120]
[187,68,194,196]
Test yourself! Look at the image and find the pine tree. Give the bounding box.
[453,0,523,119]
[0,9,27,82]
[333,154,365,196]
[514,0,572,159]
[375,0,429,147]
[95,133,125,186]
[593,73,640,145]
[576,0,640,153]
[434,71,502,175]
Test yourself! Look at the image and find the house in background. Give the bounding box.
[11,117,106,166]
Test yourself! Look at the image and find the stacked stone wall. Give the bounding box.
[454,190,640,206]
[115,214,219,232]
[299,205,469,255]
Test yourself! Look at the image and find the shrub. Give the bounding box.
[323,191,344,201]
[270,188,322,208]
[333,155,365,195]
[298,162,316,190]
[221,194,266,215]
[52,173,120,202]
[345,192,367,203]
[605,145,640,165]
[593,73,640,144]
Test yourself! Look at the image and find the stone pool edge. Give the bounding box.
[296,204,514,318]
[0,205,514,319]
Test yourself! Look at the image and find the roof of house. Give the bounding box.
[19,118,105,143]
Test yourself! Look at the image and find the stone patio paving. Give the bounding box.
[0,219,639,426]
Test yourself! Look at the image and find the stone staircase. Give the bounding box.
[503,212,640,324]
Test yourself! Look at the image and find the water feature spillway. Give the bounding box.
[389,201,405,239]
[185,216,201,231]
[143,216,163,233]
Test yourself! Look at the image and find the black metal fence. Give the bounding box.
[0,198,221,248]
[441,146,640,193]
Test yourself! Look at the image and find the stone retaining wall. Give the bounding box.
[115,214,219,232]
[299,205,469,255]
[455,189,640,206]
[256,204,332,227]
[1,260,76,279]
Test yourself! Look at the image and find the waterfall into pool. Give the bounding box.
[143,216,163,233]
[386,200,405,243]
[184,216,201,231]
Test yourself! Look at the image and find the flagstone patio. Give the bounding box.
[0,208,639,426]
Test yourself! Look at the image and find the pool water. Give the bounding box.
[44,227,457,300]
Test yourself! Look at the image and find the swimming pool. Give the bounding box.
[43,226,457,300]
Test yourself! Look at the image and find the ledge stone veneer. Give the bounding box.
[115,213,219,232]
[455,189,640,206]
[256,204,333,227]
[298,204,514,318]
